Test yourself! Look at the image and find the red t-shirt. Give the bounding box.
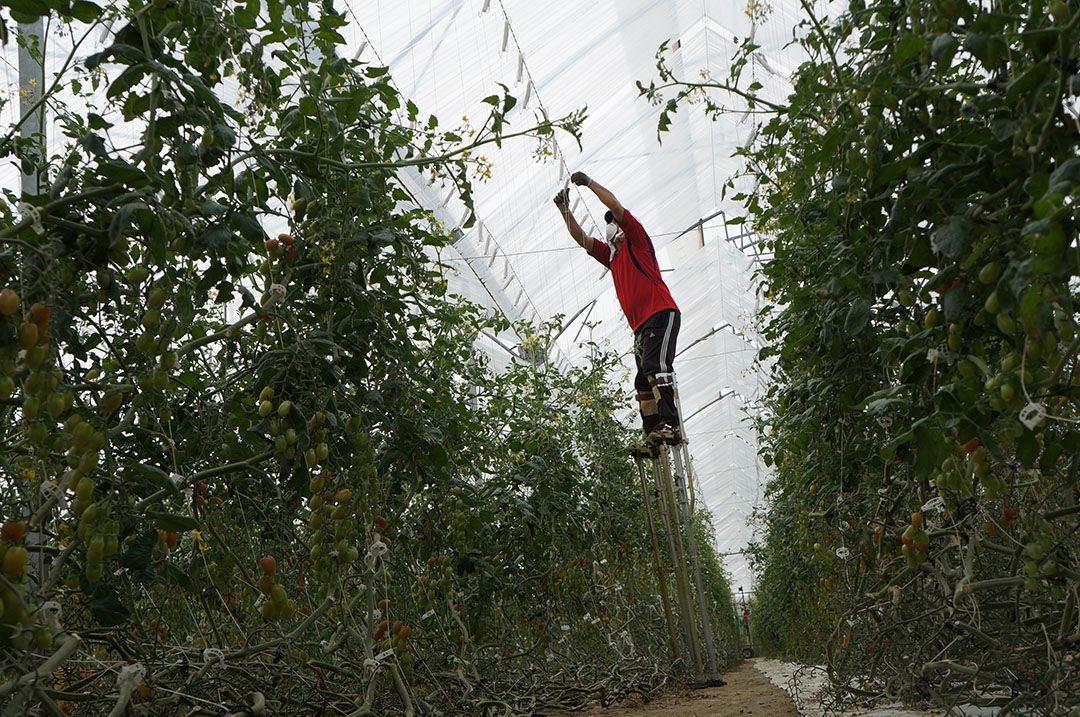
[588,209,679,330]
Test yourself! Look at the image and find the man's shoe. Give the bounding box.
[648,423,681,446]
[629,442,659,459]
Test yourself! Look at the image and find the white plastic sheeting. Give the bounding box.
[0,1,838,590]
[343,0,827,590]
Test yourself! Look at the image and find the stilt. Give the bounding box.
[655,451,704,681]
[634,455,680,663]
[649,456,697,675]
[669,447,722,683]
[668,370,723,685]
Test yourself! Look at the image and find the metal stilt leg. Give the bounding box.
[666,368,724,685]
[669,447,722,683]
[634,456,680,663]
[649,456,697,675]
[655,451,704,681]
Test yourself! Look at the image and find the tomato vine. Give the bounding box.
[645,0,1080,712]
[0,0,736,713]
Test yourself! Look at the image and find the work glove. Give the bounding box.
[553,188,570,210]
[570,171,591,187]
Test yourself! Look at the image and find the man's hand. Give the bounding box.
[570,171,591,187]
[553,188,570,211]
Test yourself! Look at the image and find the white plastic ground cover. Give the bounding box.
[753,659,1001,717]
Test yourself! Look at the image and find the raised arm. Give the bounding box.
[571,172,624,222]
[554,188,594,253]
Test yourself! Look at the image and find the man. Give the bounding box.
[554,171,682,447]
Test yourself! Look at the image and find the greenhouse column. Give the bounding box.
[18,18,46,586]
[19,17,45,196]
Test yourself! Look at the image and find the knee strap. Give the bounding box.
[637,392,658,415]
[650,372,675,388]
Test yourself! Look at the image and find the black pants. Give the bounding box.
[633,309,680,434]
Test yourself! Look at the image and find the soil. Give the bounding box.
[549,660,800,717]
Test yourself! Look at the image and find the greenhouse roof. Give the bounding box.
[341,0,831,590]
[0,0,835,591]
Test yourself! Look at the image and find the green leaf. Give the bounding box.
[864,397,907,415]
[108,202,144,244]
[231,212,265,243]
[894,34,925,65]
[930,215,972,260]
[963,31,1004,68]
[87,113,111,130]
[201,200,227,217]
[88,586,131,627]
[1017,429,1039,468]
[1019,286,1042,333]
[1048,158,1080,195]
[235,0,260,28]
[147,512,198,532]
[98,160,147,187]
[1006,61,1051,105]
[880,429,913,460]
[266,0,282,25]
[844,299,871,335]
[5,0,51,20]
[942,283,969,323]
[298,95,318,117]
[121,530,157,572]
[930,33,957,65]
[107,62,152,100]
[162,563,195,591]
[129,462,180,497]
[914,422,944,481]
[70,0,103,22]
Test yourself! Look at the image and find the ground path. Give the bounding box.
[550,660,800,717]
[555,658,958,717]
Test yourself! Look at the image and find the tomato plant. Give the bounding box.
[645,0,1080,712]
[0,1,734,713]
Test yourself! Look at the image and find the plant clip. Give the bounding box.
[364,538,388,571]
[1019,402,1046,430]
[17,202,44,234]
[117,662,147,687]
[921,497,946,514]
[202,648,225,667]
[41,480,68,509]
